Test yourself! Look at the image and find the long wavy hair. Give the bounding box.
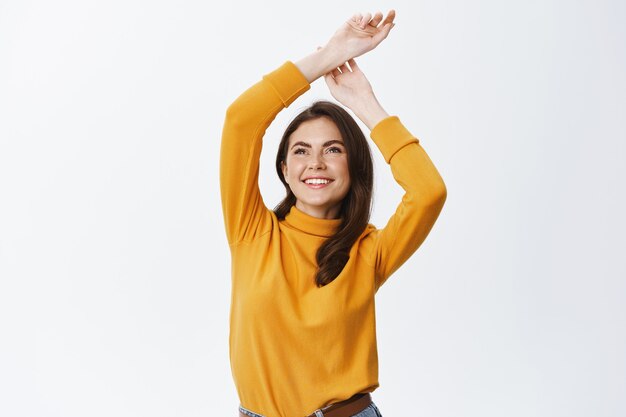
[274,101,374,287]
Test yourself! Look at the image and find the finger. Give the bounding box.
[369,11,384,27]
[360,12,372,28]
[339,62,350,72]
[381,9,396,26]
[331,67,341,77]
[347,58,360,72]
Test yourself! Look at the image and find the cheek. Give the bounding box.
[283,160,298,181]
[338,160,350,181]
[343,166,352,190]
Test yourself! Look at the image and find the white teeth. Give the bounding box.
[304,178,331,185]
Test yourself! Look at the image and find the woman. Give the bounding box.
[220,10,447,417]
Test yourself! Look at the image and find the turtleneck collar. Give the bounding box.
[282,205,341,238]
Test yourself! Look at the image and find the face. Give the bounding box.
[281,117,351,219]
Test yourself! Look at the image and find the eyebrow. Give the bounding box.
[290,140,345,150]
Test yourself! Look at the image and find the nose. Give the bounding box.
[308,154,326,170]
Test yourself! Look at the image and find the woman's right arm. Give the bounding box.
[220,62,310,245]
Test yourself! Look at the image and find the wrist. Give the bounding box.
[352,95,389,130]
[316,45,350,73]
[295,47,347,84]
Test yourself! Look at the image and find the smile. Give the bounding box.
[303,178,334,188]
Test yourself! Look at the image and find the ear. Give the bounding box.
[281,161,289,184]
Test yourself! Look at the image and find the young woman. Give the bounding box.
[220,10,447,417]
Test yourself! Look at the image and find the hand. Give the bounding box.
[323,57,373,110]
[324,10,396,62]
[323,56,390,130]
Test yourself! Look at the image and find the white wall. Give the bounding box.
[1,0,624,416]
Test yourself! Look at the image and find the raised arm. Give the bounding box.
[369,116,447,291]
[220,62,310,245]
[322,38,447,291]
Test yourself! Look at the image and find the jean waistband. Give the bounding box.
[239,393,372,417]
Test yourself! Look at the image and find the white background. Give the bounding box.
[1,0,625,416]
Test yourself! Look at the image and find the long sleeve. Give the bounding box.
[220,61,310,245]
[368,116,447,291]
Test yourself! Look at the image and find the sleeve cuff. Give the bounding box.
[370,116,420,163]
[262,61,311,107]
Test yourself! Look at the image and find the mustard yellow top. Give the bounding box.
[220,60,447,417]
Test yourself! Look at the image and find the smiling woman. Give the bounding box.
[274,102,374,289]
[220,9,447,417]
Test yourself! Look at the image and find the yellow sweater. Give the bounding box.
[220,61,447,417]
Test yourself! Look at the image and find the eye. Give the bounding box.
[326,146,343,154]
[293,148,307,155]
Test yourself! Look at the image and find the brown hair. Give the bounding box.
[274,101,374,287]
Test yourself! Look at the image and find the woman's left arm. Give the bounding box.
[324,58,447,290]
[368,114,447,291]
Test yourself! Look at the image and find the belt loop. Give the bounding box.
[314,410,324,417]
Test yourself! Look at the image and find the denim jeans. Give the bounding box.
[238,401,383,417]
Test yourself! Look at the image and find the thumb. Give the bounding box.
[372,22,394,45]
[323,71,336,88]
